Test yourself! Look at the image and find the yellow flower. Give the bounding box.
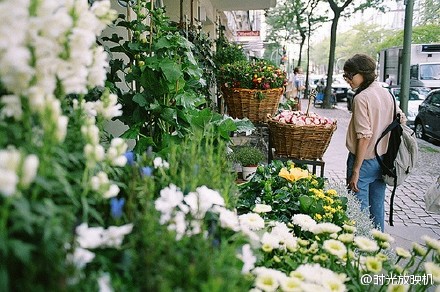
[314,214,323,221]
[278,167,309,182]
[326,189,338,197]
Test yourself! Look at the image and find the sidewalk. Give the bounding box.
[302,99,440,249]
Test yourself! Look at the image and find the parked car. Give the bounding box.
[390,87,426,128]
[332,76,350,102]
[415,89,440,141]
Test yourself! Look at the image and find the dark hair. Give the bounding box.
[293,67,303,74]
[343,54,377,95]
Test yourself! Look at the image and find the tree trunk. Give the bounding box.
[323,10,340,109]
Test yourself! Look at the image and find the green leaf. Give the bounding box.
[133,93,147,107]
[160,59,183,84]
[121,124,141,139]
[9,239,35,264]
[134,136,155,153]
[299,195,313,211]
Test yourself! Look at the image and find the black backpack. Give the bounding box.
[374,94,418,226]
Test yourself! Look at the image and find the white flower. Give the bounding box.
[239,213,265,231]
[292,214,317,232]
[20,154,39,187]
[154,184,184,219]
[338,233,354,243]
[0,168,18,196]
[311,222,341,235]
[371,229,395,243]
[424,262,440,283]
[98,273,113,292]
[84,144,105,163]
[106,138,128,167]
[323,239,347,258]
[421,235,440,253]
[168,210,187,240]
[237,244,256,274]
[386,284,409,292]
[254,273,279,292]
[253,203,272,213]
[103,184,120,199]
[216,207,240,232]
[153,157,170,169]
[101,224,133,248]
[0,95,22,120]
[354,236,379,252]
[69,247,95,269]
[56,115,69,142]
[395,247,411,258]
[279,276,302,292]
[76,223,105,249]
[261,232,281,252]
[81,124,100,145]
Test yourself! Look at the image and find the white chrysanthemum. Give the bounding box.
[342,224,357,233]
[186,185,225,217]
[294,263,345,288]
[101,224,133,248]
[371,229,395,243]
[338,233,354,243]
[322,275,347,292]
[311,222,342,235]
[323,239,347,258]
[253,203,272,213]
[422,235,440,252]
[239,213,265,231]
[0,95,23,120]
[354,236,379,252]
[237,244,256,274]
[254,273,279,292]
[412,242,428,256]
[216,207,240,232]
[261,232,281,252]
[424,262,440,283]
[386,284,409,292]
[279,276,302,292]
[69,247,95,269]
[395,247,411,258]
[292,214,317,232]
[364,256,382,274]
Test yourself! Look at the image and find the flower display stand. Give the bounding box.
[222,87,284,123]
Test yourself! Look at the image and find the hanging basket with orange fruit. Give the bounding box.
[218,60,287,123]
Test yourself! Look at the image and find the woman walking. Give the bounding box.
[343,54,405,231]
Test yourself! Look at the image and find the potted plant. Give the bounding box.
[233,146,266,180]
[217,60,287,123]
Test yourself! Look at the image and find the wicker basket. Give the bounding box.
[268,120,337,160]
[222,87,284,123]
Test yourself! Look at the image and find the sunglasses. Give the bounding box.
[343,72,358,81]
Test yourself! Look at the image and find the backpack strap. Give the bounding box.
[389,177,398,226]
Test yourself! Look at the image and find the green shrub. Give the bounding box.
[233,146,266,167]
